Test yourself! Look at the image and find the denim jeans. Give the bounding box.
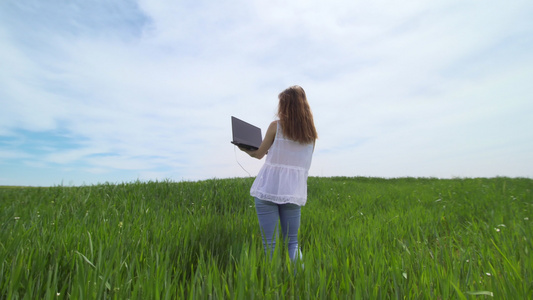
[254,198,301,261]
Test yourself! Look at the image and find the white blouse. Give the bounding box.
[250,121,314,206]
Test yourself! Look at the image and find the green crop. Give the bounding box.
[1,177,531,299]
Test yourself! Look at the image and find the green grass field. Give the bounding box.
[1,177,532,299]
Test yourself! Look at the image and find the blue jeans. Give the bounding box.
[254,198,301,261]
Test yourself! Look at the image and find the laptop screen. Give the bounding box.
[231,116,262,150]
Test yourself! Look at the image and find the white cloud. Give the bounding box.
[0,0,532,185]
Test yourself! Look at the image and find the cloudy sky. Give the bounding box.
[1,0,532,186]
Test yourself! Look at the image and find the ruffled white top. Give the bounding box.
[250,121,314,206]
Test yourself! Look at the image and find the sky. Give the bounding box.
[1,0,532,186]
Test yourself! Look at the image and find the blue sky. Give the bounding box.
[1,0,532,186]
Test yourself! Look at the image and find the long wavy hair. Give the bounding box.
[277,85,318,144]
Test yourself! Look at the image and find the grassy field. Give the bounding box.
[1,177,532,299]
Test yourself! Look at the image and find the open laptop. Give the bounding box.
[231,116,262,150]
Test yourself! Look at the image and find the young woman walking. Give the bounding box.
[238,85,317,261]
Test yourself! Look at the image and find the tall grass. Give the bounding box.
[1,177,531,299]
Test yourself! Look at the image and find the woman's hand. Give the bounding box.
[238,146,256,157]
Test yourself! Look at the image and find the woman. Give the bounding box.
[239,85,317,261]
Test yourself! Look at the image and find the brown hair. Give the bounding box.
[277,85,318,144]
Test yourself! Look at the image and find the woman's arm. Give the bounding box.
[239,121,277,160]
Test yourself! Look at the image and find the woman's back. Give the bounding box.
[266,122,314,170]
[250,122,314,206]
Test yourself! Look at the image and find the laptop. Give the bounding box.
[231,116,262,150]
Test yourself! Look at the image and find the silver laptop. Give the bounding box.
[231,116,262,150]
